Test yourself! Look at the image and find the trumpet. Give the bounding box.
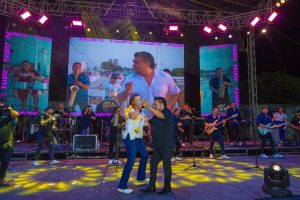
[68,70,80,107]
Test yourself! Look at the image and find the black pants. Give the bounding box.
[108,127,121,160]
[228,122,241,143]
[209,131,225,155]
[260,132,277,154]
[33,135,54,161]
[0,147,13,180]
[173,135,181,157]
[149,147,173,190]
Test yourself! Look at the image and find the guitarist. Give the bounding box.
[205,108,230,159]
[32,107,60,166]
[290,110,300,146]
[256,106,283,159]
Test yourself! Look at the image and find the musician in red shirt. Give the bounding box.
[13,61,43,110]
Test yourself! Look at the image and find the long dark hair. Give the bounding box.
[129,94,140,107]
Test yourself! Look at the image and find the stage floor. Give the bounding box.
[1,156,300,200]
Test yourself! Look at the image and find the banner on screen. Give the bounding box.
[67,37,184,114]
[1,32,52,111]
[200,44,239,115]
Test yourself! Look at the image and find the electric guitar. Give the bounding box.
[205,114,238,135]
[258,122,288,135]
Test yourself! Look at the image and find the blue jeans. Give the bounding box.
[33,131,54,161]
[118,135,148,189]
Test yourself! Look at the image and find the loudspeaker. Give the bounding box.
[73,135,97,150]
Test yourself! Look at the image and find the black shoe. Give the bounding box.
[157,188,171,194]
[140,186,156,193]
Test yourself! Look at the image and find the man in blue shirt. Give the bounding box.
[227,102,245,146]
[205,108,229,159]
[209,68,232,109]
[67,62,90,111]
[256,106,283,159]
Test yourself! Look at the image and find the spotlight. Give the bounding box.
[204,26,212,34]
[134,31,138,35]
[38,15,48,24]
[215,36,218,40]
[247,31,251,35]
[250,17,260,27]
[180,33,184,37]
[280,0,285,4]
[263,162,292,198]
[228,34,233,39]
[116,29,119,33]
[169,25,179,31]
[276,2,281,7]
[87,28,91,32]
[268,12,278,22]
[20,11,31,20]
[218,24,227,31]
[261,28,267,34]
[72,20,83,26]
[149,31,152,35]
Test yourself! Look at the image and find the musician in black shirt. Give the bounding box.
[291,110,300,146]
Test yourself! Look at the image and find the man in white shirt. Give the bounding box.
[104,73,121,100]
[118,51,180,116]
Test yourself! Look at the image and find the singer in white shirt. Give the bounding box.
[118,94,149,194]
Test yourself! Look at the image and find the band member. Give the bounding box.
[104,73,121,100]
[290,110,300,146]
[118,94,148,194]
[172,108,183,161]
[256,106,283,159]
[209,68,232,109]
[118,51,180,116]
[0,106,19,187]
[272,107,288,144]
[80,105,96,135]
[55,102,70,128]
[227,102,245,146]
[67,62,90,111]
[141,97,175,194]
[33,107,60,166]
[180,103,193,146]
[205,108,230,159]
[13,60,43,110]
[107,106,125,165]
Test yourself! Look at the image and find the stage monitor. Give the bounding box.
[67,37,184,114]
[199,44,239,115]
[1,32,52,111]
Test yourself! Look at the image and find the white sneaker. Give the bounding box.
[114,160,122,164]
[222,155,230,160]
[171,157,175,162]
[260,154,268,159]
[175,157,183,161]
[273,154,283,158]
[32,160,40,166]
[108,159,113,164]
[118,188,133,194]
[50,160,60,165]
[209,154,214,159]
[136,179,149,184]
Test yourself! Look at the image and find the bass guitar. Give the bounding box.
[205,114,238,135]
[258,122,288,135]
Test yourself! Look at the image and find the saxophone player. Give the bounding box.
[209,68,232,109]
[67,62,90,111]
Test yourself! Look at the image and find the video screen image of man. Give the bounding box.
[209,68,232,109]
[67,62,90,112]
[118,51,180,117]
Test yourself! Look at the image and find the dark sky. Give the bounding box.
[255,0,300,76]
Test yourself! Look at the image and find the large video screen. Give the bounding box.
[200,44,239,115]
[1,32,52,111]
[67,37,184,114]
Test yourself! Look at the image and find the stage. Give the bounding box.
[0,155,300,200]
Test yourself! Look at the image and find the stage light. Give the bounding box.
[276,2,281,7]
[20,11,31,20]
[149,31,152,35]
[134,31,138,34]
[247,31,251,35]
[87,28,91,32]
[280,0,285,4]
[72,20,83,26]
[116,29,119,33]
[180,33,184,37]
[169,25,179,31]
[250,17,260,27]
[218,24,227,31]
[204,26,212,33]
[263,162,292,197]
[228,34,233,39]
[261,28,267,34]
[38,15,48,24]
[268,12,278,22]
[215,36,218,40]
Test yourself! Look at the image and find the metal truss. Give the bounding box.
[0,0,279,30]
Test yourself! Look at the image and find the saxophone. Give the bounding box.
[68,70,80,107]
